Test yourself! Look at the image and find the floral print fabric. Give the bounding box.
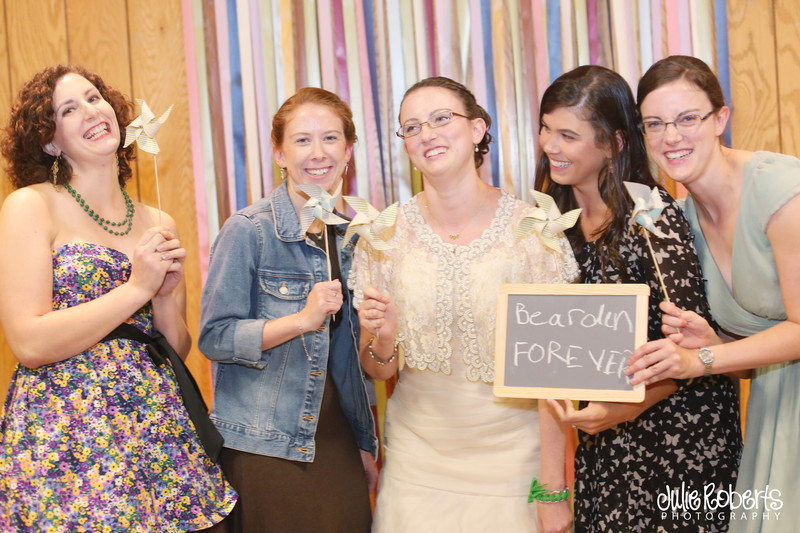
[573,191,741,533]
[0,243,236,532]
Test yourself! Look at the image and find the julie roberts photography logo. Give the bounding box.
[656,483,783,523]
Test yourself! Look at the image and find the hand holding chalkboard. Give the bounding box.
[494,283,648,403]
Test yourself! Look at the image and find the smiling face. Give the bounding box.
[538,106,611,192]
[398,86,485,180]
[47,73,121,166]
[639,79,728,186]
[273,102,353,195]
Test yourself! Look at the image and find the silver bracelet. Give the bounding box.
[296,314,311,361]
[368,336,399,365]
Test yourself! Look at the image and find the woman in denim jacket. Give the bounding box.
[199,88,378,532]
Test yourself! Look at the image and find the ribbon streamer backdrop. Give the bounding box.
[184,0,730,275]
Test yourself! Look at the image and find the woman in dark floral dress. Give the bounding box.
[0,65,236,532]
[534,65,741,532]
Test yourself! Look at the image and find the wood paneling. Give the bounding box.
[0,1,211,405]
[727,0,780,152]
[0,0,13,404]
[66,0,140,199]
[0,0,70,403]
[127,0,210,402]
[775,0,800,157]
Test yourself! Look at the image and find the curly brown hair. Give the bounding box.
[0,64,136,190]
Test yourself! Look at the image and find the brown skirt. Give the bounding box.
[210,374,371,533]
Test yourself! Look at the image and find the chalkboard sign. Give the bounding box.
[493,283,649,403]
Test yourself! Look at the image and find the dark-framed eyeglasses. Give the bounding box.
[640,110,715,136]
[396,110,469,138]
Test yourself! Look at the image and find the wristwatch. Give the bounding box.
[698,347,714,376]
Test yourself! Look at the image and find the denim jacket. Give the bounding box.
[199,182,377,462]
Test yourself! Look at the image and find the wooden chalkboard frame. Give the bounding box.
[494,283,649,403]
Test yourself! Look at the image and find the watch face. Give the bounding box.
[699,348,714,364]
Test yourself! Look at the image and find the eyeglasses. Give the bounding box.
[396,110,469,138]
[640,110,714,136]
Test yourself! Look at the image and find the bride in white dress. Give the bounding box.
[350,77,578,533]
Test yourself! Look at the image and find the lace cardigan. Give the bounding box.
[349,191,578,383]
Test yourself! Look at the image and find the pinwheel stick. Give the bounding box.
[153,155,162,225]
[324,230,332,281]
[639,227,671,303]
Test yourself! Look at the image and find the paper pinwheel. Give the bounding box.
[296,183,348,235]
[624,181,667,238]
[623,181,671,302]
[296,183,349,282]
[516,190,582,252]
[124,100,174,155]
[123,99,174,223]
[342,197,398,251]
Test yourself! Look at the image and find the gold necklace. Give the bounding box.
[422,187,491,242]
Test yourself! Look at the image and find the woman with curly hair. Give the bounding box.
[0,65,236,532]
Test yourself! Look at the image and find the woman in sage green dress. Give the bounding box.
[629,55,799,533]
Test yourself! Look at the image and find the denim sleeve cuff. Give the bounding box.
[232,318,268,365]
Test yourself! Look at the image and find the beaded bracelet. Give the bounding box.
[527,478,570,503]
[368,336,399,365]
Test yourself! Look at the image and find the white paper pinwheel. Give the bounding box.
[296,183,348,234]
[123,99,174,223]
[342,197,398,250]
[516,190,582,252]
[624,181,671,302]
[123,99,174,155]
[624,181,667,238]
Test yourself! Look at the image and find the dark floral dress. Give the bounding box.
[573,189,742,533]
[0,243,237,532]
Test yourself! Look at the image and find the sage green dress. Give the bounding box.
[685,151,800,533]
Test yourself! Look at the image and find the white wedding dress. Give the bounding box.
[350,191,578,532]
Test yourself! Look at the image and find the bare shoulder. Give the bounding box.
[0,184,53,223]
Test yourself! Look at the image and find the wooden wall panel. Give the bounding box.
[0,1,211,404]
[775,0,800,158]
[65,0,140,199]
[127,0,211,402]
[0,0,70,405]
[0,0,13,408]
[726,0,780,152]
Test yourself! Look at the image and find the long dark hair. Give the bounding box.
[400,76,493,169]
[534,65,658,280]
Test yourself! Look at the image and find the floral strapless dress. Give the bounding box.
[0,243,236,532]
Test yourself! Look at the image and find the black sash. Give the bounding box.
[102,323,223,462]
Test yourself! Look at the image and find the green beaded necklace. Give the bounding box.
[64,183,135,236]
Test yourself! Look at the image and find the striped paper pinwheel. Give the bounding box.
[342,197,398,251]
[123,99,174,223]
[297,182,348,280]
[624,181,667,238]
[296,183,348,235]
[624,181,670,302]
[516,190,581,253]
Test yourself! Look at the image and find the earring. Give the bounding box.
[280,167,287,181]
[343,163,349,178]
[607,158,615,178]
[474,144,479,153]
[51,157,60,191]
